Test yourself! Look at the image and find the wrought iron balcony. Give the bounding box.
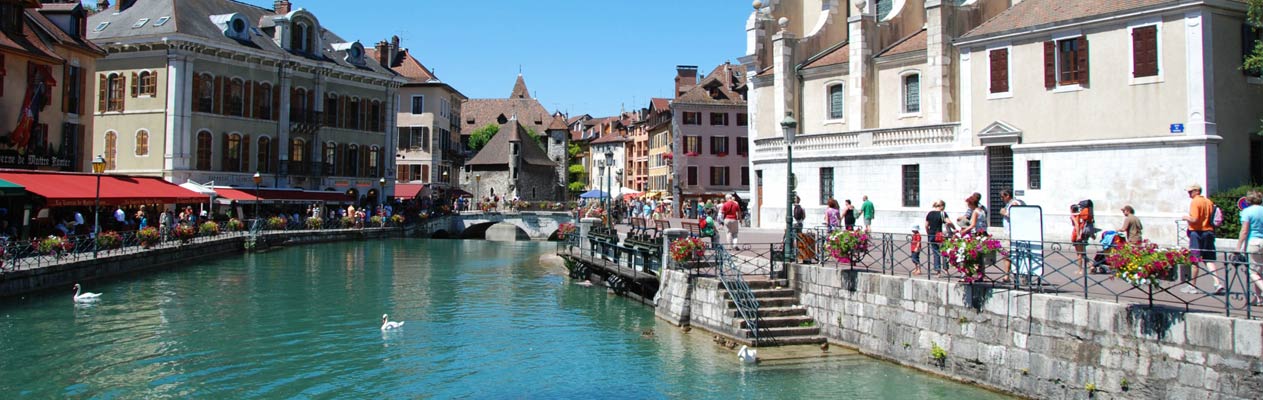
[290,111,323,136]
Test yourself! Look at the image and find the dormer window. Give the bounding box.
[211,13,251,41]
[290,17,318,55]
[334,41,366,65]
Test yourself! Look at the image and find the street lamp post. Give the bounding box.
[92,155,106,258]
[379,177,386,214]
[252,171,262,229]
[475,174,481,207]
[781,112,798,265]
[604,149,614,229]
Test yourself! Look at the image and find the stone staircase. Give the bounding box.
[725,278,826,346]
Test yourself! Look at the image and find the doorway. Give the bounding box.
[986,146,1013,227]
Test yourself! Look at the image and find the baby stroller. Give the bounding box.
[1091,230,1127,274]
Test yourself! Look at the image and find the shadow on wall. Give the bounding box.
[1125,305,1187,341]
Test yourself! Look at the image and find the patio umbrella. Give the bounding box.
[579,189,608,199]
[614,187,640,197]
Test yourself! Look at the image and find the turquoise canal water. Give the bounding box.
[0,239,1010,399]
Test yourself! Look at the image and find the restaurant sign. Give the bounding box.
[0,150,74,169]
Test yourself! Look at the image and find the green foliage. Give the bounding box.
[929,342,947,365]
[1085,383,1098,395]
[526,128,546,146]
[1246,0,1262,131]
[468,124,499,152]
[567,164,585,175]
[567,181,587,192]
[1210,184,1263,238]
[797,320,815,327]
[567,143,582,157]
[1120,378,1130,391]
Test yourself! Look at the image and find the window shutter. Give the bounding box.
[242,134,251,173]
[220,133,229,171]
[62,67,70,112]
[244,80,253,117]
[307,91,316,122]
[213,76,223,114]
[1133,26,1158,77]
[340,96,348,129]
[130,72,138,98]
[1043,41,1056,89]
[1076,36,1090,86]
[272,85,281,120]
[98,74,107,112]
[271,137,279,171]
[192,73,201,109]
[990,49,1009,93]
[78,67,86,115]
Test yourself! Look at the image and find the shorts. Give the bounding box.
[864,218,873,227]
[1187,230,1217,261]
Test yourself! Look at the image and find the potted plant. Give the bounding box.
[95,231,122,250]
[941,233,1006,283]
[389,215,405,226]
[669,237,708,268]
[37,235,72,257]
[370,215,384,227]
[226,218,245,232]
[826,228,871,266]
[137,227,161,248]
[340,216,357,229]
[306,217,324,230]
[267,216,286,230]
[173,225,197,243]
[199,221,220,236]
[1108,240,1196,305]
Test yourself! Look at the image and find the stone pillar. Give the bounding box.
[276,64,293,183]
[848,0,875,131]
[923,0,954,123]
[164,53,193,173]
[662,228,689,271]
[579,217,599,252]
[772,20,797,133]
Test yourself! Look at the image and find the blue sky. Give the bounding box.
[196,0,752,118]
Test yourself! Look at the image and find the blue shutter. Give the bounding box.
[828,85,844,119]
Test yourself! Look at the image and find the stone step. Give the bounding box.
[758,335,828,346]
[740,325,822,338]
[742,279,789,290]
[729,306,809,318]
[727,297,799,309]
[723,288,796,299]
[736,315,816,329]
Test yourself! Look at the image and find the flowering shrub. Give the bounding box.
[96,231,122,249]
[306,217,324,230]
[669,237,707,263]
[173,225,197,242]
[556,223,576,239]
[199,221,220,236]
[226,218,245,232]
[340,216,357,228]
[370,215,384,226]
[389,215,405,225]
[267,217,286,230]
[1107,240,1197,289]
[37,235,72,255]
[941,233,1005,283]
[827,229,871,265]
[137,227,161,247]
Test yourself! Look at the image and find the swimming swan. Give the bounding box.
[72,284,101,303]
[381,314,405,331]
[738,345,758,364]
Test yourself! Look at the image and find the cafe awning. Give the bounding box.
[0,170,208,207]
[213,187,352,204]
[0,178,23,197]
[392,183,424,199]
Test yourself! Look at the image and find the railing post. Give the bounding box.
[662,228,688,271]
[579,217,598,254]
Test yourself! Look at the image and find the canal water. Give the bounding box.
[0,239,1009,399]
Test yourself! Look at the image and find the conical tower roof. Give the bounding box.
[510,74,531,99]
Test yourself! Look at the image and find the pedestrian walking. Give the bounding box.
[861,195,875,233]
[1120,205,1143,243]
[1070,203,1092,275]
[843,199,857,230]
[910,225,923,275]
[1182,184,1224,294]
[999,189,1024,282]
[825,199,841,232]
[1234,191,1263,305]
[925,200,953,274]
[720,194,742,249]
[792,196,805,233]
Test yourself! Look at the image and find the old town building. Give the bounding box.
[743,0,1263,241]
[87,0,401,204]
[368,36,465,187]
[671,63,749,215]
[0,0,105,172]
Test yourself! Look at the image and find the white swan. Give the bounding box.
[72,284,101,303]
[380,314,405,331]
[738,345,758,364]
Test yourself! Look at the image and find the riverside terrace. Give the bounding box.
[560,221,1263,398]
[0,219,405,296]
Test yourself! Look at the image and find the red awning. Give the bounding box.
[213,187,351,204]
[392,184,423,199]
[0,170,208,207]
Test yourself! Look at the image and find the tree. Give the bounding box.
[468,124,498,152]
[1248,0,1263,131]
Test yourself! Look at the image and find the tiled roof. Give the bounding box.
[876,28,927,58]
[802,41,849,69]
[674,62,746,105]
[465,120,556,167]
[510,74,530,99]
[546,113,569,131]
[961,0,1182,40]
[589,134,629,145]
[365,48,435,83]
[650,98,671,112]
[27,7,106,56]
[461,98,551,136]
[0,11,61,62]
[88,0,395,76]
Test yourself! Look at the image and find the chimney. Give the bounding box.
[674,65,698,99]
[375,40,390,68]
[96,0,110,11]
[389,35,400,65]
[274,0,292,14]
[116,0,137,11]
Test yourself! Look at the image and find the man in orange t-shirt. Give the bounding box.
[1181,184,1223,295]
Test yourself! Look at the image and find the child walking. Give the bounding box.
[910,225,923,275]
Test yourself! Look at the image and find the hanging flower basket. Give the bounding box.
[95,231,122,250]
[173,225,197,243]
[389,215,405,226]
[941,233,1006,283]
[1107,240,1194,291]
[669,237,707,264]
[199,221,220,236]
[137,227,161,248]
[225,218,245,232]
[306,217,324,230]
[37,235,72,257]
[716,152,728,157]
[556,223,576,240]
[826,228,871,266]
[370,215,385,227]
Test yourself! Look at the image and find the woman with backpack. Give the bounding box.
[700,207,718,242]
[925,200,954,275]
[1071,202,1094,275]
[962,193,988,236]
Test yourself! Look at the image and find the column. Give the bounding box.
[924,0,953,123]
[276,64,292,182]
[164,52,193,172]
[848,1,874,131]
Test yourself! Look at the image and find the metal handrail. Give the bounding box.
[711,243,772,345]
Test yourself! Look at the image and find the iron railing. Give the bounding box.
[711,243,772,346]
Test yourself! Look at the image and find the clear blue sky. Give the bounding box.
[228,0,752,118]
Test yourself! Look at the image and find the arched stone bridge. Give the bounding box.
[421,212,575,241]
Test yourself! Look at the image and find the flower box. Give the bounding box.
[827,229,870,266]
[940,233,1006,283]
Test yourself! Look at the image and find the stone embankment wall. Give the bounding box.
[655,269,741,340]
[791,264,1263,399]
[1,228,401,297]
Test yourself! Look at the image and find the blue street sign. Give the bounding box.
[1170,123,1185,134]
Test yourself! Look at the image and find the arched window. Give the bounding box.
[195,73,213,113]
[105,73,125,112]
[324,93,339,126]
[368,146,379,177]
[225,133,242,172]
[104,131,117,170]
[135,129,149,156]
[295,22,309,53]
[255,82,273,119]
[258,136,272,173]
[291,138,307,163]
[196,131,213,170]
[134,70,157,97]
[902,73,921,114]
[226,78,245,117]
[826,83,844,120]
[291,87,308,122]
[324,141,337,175]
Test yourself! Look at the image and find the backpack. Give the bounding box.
[698,217,708,230]
[1212,204,1225,227]
[793,204,805,221]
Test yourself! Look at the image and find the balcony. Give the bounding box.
[290,111,323,136]
[283,161,333,177]
[752,123,959,161]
